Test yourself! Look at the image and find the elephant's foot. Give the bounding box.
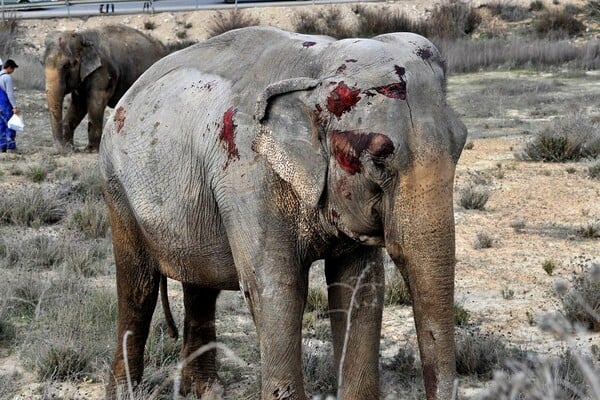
[86,144,100,153]
[180,372,223,399]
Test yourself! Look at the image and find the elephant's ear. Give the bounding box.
[80,38,102,81]
[252,78,327,209]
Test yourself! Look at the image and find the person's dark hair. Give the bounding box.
[3,59,18,69]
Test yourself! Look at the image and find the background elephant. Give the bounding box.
[44,25,166,151]
[100,26,467,400]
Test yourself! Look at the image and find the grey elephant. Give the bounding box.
[44,25,166,152]
[100,26,467,400]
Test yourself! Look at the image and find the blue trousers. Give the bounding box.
[0,89,16,151]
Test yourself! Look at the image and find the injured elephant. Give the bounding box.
[100,26,467,400]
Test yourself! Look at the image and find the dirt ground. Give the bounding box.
[1,1,599,399]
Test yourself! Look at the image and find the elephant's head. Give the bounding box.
[44,30,102,147]
[253,33,467,399]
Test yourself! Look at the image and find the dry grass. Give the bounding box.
[206,9,260,39]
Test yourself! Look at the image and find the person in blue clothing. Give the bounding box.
[0,59,20,153]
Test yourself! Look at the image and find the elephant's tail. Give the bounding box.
[160,274,179,340]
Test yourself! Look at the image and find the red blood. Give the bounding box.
[373,83,406,99]
[219,107,240,168]
[114,106,126,133]
[331,131,395,174]
[326,82,361,118]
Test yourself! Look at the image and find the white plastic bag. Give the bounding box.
[7,114,24,132]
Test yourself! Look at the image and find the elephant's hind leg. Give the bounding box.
[105,200,161,399]
[180,284,221,397]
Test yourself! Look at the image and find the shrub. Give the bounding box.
[26,164,48,183]
[455,328,523,378]
[487,2,531,21]
[473,232,493,249]
[35,344,92,380]
[562,264,600,331]
[69,199,109,239]
[0,188,65,227]
[464,141,475,150]
[293,8,353,38]
[302,340,336,395]
[458,185,491,210]
[518,114,600,162]
[305,287,328,318]
[207,10,260,39]
[383,346,421,383]
[588,160,600,179]
[435,38,600,74]
[143,20,156,30]
[535,9,585,38]
[384,270,411,306]
[454,303,470,326]
[0,234,65,270]
[425,0,481,39]
[542,259,556,275]
[0,16,18,57]
[479,349,598,399]
[510,217,527,232]
[529,0,545,11]
[22,282,118,382]
[577,221,600,238]
[354,7,424,38]
[175,30,187,40]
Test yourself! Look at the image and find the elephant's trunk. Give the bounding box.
[45,66,66,147]
[384,156,457,400]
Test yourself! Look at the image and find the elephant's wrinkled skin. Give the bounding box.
[44,25,165,151]
[100,27,467,400]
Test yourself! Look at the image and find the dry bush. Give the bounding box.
[455,328,525,378]
[436,38,600,73]
[529,0,545,11]
[425,0,481,39]
[21,279,117,382]
[487,1,531,21]
[69,199,110,239]
[0,16,18,57]
[458,184,491,210]
[383,346,422,384]
[206,9,260,39]
[562,264,600,331]
[518,114,600,162]
[534,9,586,39]
[473,232,493,249]
[293,8,353,38]
[478,349,598,399]
[384,269,411,306]
[354,6,424,38]
[0,188,65,227]
[589,160,600,179]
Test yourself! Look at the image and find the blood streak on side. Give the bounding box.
[219,107,240,169]
[114,106,126,134]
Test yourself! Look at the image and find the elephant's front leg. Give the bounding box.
[63,93,87,149]
[325,247,384,400]
[86,89,110,151]
[180,284,221,397]
[237,255,309,400]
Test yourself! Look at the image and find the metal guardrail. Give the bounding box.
[1,0,371,19]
